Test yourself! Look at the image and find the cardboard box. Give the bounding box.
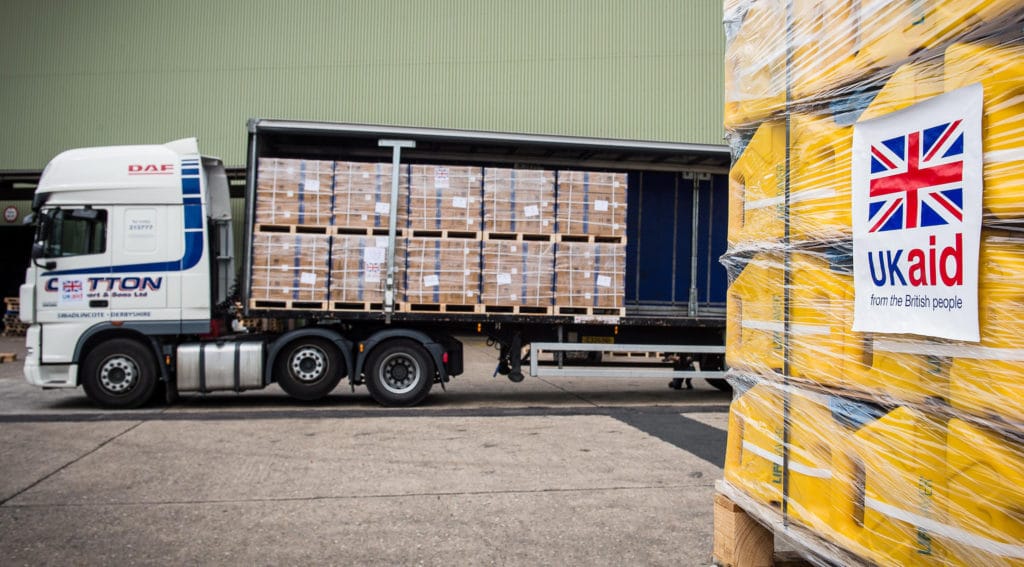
[554,241,625,308]
[250,233,330,303]
[333,161,408,230]
[556,171,627,237]
[483,168,555,234]
[329,234,403,304]
[481,241,554,307]
[403,238,481,305]
[408,165,483,231]
[255,158,334,227]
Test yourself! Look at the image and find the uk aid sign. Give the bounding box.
[852,84,982,341]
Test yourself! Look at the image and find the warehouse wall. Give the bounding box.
[0,0,725,170]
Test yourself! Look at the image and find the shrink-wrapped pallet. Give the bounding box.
[407,165,482,232]
[402,238,481,306]
[555,171,627,238]
[329,235,403,306]
[255,158,334,227]
[553,242,624,311]
[482,168,555,234]
[481,241,553,310]
[718,2,1024,566]
[249,233,330,305]
[333,161,408,231]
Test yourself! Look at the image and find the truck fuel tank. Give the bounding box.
[177,340,265,392]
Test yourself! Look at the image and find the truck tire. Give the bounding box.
[274,337,345,401]
[365,339,434,406]
[81,338,158,409]
[706,378,733,393]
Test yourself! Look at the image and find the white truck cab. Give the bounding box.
[21,138,235,406]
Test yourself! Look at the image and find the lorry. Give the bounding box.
[19,119,731,408]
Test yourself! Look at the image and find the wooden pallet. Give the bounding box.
[249,299,328,310]
[554,306,626,317]
[236,317,284,333]
[0,352,17,363]
[254,223,331,235]
[554,233,625,244]
[330,301,384,312]
[484,232,555,242]
[399,302,485,314]
[408,229,481,239]
[4,297,19,311]
[482,304,554,315]
[714,480,866,567]
[334,226,403,237]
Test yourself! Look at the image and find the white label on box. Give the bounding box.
[524,205,539,218]
[375,202,390,214]
[304,178,320,192]
[612,223,620,230]
[510,245,517,253]
[362,172,369,178]
[511,268,517,275]
[361,214,368,221]
[464,269,471,276]
[597,275,612,288]
[453,196,468,209]
[584,292,592,300]
[612,181,621,188]
[584,271,591,279]
[280,287,289,294]
[542,201,549,207]
[286,191,294,198]
[594,199,609,212]
[283,211,292,218]
[466,290,475,297]
[497,273,512,285]
[364,194,372,200]
[364,263,381,283]
[300,272,317,285]
[542,220,549,226]
[375,236,389,248]
[364,247,385,264]
[510,294,518,301]
[279,263,290,270]
[435,168,450,189]
[423,275,440,288]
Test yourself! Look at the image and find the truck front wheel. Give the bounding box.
[274,338,345,401]
[81,338,158,409]
[365,339,434,406]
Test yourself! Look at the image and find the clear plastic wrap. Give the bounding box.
[721,2,1024,565]
[481,241,554,310]
[407,165,482,232]
[483,167,556,235]
[402,237,481,306]
[254,158,335,227]
[249,233,331,306]
[329,234,402,307]
[553,242,625,313]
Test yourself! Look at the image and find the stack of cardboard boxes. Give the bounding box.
[250,159,628,314]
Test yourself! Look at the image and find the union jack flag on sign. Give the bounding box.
[867,119,965,232]
[62,280,82,293]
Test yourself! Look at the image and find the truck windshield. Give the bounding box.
[41,208,107,257]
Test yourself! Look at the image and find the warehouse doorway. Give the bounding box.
[0,226,34,298]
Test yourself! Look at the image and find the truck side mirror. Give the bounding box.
[31,241,44,260]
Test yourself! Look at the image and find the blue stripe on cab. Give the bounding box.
[181,177,201,194]
[184,204,203,229]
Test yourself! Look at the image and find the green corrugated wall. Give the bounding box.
[0,0,725,170]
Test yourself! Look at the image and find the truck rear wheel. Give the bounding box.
[274,337,345,401]
[81,338,158,409]
[365,339,434,406]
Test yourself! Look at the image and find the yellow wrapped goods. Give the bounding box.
[724,381,836,532]
[831,406,949,566]
[788,252,866,389]
[725,252,784,373]
[789,114,853,241]
[944,419,1024,566]
[859,60,945,122]
[944,41,1024,220]
[789,0,860,100]
[727,120,786,247]
[723,0,786,127]
[949,235,1024,423]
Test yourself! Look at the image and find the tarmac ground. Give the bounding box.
[0,333,733,565]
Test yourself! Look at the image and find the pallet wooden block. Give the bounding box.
[0,352,17,363]
[714,492,774,567]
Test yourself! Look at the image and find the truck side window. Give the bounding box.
[44,209,107,257]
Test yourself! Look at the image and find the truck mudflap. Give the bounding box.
[354,328,461,384]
